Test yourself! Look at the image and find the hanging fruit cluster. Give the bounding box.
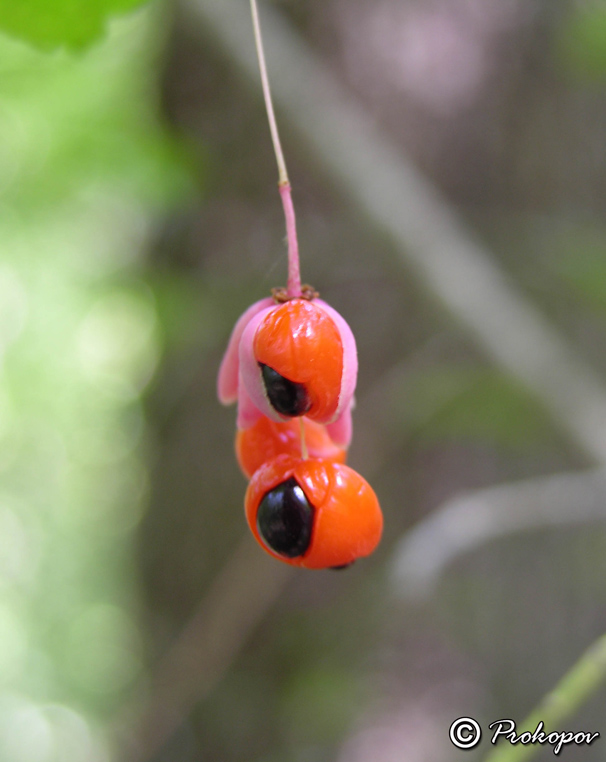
[216,0,383,570]
[217,290,383,570]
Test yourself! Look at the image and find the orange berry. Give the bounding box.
[236,416,346,479]
[245,455,383,569]
[253,300,343,421]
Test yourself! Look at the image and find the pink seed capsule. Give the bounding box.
[218,295,357,448]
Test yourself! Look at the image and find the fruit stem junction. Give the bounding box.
[298,417,309,460]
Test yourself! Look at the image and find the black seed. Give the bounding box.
[257,477,313,558]
[259,363,311,417]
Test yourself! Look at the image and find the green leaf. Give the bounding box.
[0,0,152,51]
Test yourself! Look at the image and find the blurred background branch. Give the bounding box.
[124,537,294,762]
[391,467,606,602]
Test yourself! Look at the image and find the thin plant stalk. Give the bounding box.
[298,417,309,460]
[279,181,301,298]
[250,0,301,298]
[484,632,606,762]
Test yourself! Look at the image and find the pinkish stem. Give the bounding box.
[251,0,302,299]
[280,181,302,298]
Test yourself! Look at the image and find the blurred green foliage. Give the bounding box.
[0,6,192,760]
[0,0,151,50]
[557,4,606,81]
[281,665,361,744]
[553,230,606,314]
[390,366,555,450]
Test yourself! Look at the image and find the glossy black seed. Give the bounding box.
[257,477,313,558]
[260,363,311,417]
